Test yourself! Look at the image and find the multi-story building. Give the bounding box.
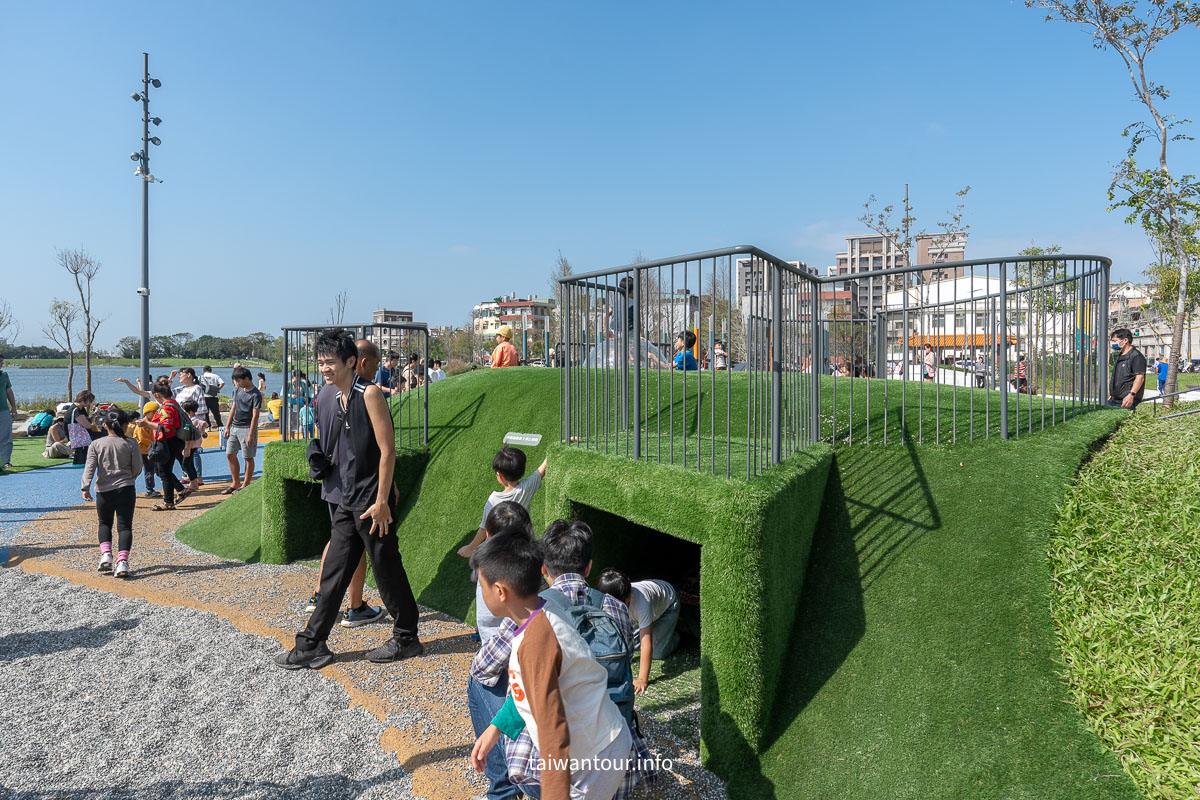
[825,233,969,317]
[916,233,968,281]
[370,309,417,354]
[473,294,556,349]
[1109,282,1200,363]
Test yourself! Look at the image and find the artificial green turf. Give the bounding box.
[0,435,66,474]
[175,480,265,563]
[174,367,1145,799]
[748,411,1144,800]
[1051,403,1200,798]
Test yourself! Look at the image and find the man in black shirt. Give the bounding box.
[276,329,423,669]
[1108,327,1147,409]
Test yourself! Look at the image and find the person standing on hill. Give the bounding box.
[0,353,15,470]
[491,326,519,368]
[1108,328,1147,409]
[276,329,423,669]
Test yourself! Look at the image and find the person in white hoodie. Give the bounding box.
[81,408,143,579]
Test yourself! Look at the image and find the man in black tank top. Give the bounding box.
[276,330,423,669]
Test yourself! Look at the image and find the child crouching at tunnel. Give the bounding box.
[81,408,143,579]
[596,570,681,695]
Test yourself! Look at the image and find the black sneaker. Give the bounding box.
[273,642,335,670]
[365,637,424,663]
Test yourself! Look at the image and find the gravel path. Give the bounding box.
[0,568,412,800]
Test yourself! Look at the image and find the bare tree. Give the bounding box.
[329,290,348,325]
[548,250,573,343]
[0,298,21,346]
[57,249,106,393]
[1029,0,1200,404]
[43,299,81,399]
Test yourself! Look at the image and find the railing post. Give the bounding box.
[563,284,572,444]
[632,274,642,460]
[810,281,821,444]
[281,332,289,443]
[771,263,783,464]
[1098,259,1109,406]
[423,330,429,445]
[999,261,1009,440]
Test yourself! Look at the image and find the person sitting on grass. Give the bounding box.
[596,569,681,695]
[470,534,632,800]
[457,446,548,569]
[81,408,143,579]
[43,414,72,460]
[222,366,261,495]
[275,328,422,670]
[464,501,538,800]
[673,330,698,371]
[303,338,388,629]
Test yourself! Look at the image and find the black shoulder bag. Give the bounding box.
[306,407,344,481]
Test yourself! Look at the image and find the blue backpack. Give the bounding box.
[539,587,635,725]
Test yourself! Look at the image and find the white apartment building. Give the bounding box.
[473,294,556,343]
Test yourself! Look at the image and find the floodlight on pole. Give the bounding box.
[130,52,162,393]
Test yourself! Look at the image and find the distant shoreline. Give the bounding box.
[14,358,281,370]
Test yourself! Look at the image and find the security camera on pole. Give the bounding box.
[130,52,163,393]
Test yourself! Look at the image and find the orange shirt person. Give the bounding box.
[491,325,520,368]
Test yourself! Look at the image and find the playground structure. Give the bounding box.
[279,322,430,448]
[559,246,1110,477]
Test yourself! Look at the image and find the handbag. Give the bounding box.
[67,422,92,450]
[147,439,171,465]
[307,407,344,481]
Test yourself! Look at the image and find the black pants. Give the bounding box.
[157,437,187,505]
[204,396,222,427]
[97,485,136,552]
[295,501,420,650]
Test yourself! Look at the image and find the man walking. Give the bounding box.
[1108,328,1147,409]
[276,329,423,669]
[199,366,225,427]
[0,354,15,470]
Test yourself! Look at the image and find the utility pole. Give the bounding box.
[131,53,163,392]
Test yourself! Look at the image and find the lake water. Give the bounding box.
[7,365,287,405]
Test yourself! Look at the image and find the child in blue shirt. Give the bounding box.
[673,330,698,371]
[1156,357,1170,392]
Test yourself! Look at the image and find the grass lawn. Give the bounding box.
[1,435,67,473]
[748,410,1144,800]
[175,368,1146,799]
[1051,403,1200,798]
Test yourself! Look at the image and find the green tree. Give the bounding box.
[1029,0,1200,404]
[116,336,140,359]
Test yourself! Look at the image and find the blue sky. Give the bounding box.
[1,1,1197,348]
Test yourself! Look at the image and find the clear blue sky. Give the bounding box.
[1,1,1197,349]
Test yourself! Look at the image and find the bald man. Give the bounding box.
[303,337,388,627]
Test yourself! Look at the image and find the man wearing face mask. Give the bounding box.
[1107,328,1147,409]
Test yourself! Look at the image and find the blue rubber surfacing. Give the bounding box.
[0,449,260,566]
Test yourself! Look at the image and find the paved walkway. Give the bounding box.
[2,454,722,799]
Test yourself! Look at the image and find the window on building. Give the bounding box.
[955,312,966,329]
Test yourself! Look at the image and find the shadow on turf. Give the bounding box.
[0,617,139,662]
[424,393,485,459]
[6,768,412,800]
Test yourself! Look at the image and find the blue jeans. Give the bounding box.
[467,674,522,800]
[0,410,12,465]
[651,595,682,660]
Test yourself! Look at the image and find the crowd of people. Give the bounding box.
[269,329,682,799]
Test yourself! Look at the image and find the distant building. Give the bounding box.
[473,294,556,347]
[916,233,968,282]
[370,309,416,354]
[825,234,909,317]
[735,257,810,327]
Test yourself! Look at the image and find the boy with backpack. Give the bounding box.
[470,520,655,798]
[596,570,681,695]
[469,533,630,800]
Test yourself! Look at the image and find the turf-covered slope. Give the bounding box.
[751,410,1144,800]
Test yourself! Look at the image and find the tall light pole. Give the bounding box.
[130,52,162,392]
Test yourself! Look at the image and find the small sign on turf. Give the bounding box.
[503,432,542,447]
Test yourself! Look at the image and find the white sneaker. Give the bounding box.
[114,559,130,579]
[98,552,113,573]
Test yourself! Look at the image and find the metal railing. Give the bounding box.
[280,323,429,448]
[559,246,1110,477]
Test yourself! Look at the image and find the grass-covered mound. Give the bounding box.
[750,410,1144,800]
[1051,404,1200,798]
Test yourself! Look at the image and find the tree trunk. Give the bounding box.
[67,355,75,401]
[85,343,92,394]
[1164,231,1190,407]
